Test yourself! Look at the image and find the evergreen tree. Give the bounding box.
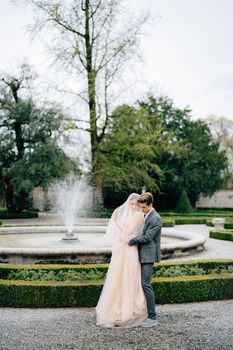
[0,65,79,212]
[175,189,193,213]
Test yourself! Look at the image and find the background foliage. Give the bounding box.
[101,95,228,209]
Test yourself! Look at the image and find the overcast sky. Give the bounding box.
[1,0,233,120]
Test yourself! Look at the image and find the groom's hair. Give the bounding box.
[138,192,154,205]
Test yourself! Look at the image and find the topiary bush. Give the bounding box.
[175,189,193,213]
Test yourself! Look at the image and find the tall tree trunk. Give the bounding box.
[3,77,25,212]
[4,177,17,213]
[14,121,24,160]
[88,71,103,209]
[17,190,28,212]
[3,177,27,213]
[85,0,103,209]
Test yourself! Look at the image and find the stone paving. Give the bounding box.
[168,224,233,261]
[0,214,233,350]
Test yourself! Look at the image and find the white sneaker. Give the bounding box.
[141,318,159,328]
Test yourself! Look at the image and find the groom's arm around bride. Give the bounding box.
[128,192,162,263]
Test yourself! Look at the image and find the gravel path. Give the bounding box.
[0,300,232,350]
[1,217,233,349]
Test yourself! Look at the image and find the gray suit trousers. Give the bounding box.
[141,263,156,320]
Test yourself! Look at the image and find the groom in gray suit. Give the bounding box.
[128,192,162,327]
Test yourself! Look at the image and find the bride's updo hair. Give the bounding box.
[128,193,140,201]
[138,192,154,205]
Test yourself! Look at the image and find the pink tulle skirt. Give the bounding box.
[96,242,147,328]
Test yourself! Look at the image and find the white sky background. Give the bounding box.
[0,0,233,120]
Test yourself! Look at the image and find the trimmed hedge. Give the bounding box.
[0,211,38,219]
[162,216,208,225]
[161,211,233,217]
[224,223,233,229]
[162,219,175,227]
[209,230,233,242]
[206,219,233,229]
[196,207,233,212]
[87,209,114,218]
[0,260,233,307]
[163,215,232,226]
[1,259,233,279]
[0,264,109,280]
[0,273,232,308]
[0,279,102,308]
[154,274,233,304]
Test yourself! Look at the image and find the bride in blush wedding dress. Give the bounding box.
[96,193,147,328]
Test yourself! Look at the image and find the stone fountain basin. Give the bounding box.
[0,226,206,263]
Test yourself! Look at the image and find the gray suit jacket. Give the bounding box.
[129,209,162,263]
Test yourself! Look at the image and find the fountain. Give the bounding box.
[0,175,206,264]
[48,175,91,241]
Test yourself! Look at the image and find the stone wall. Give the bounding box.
[196,190,233,208]
[32,187,47,212]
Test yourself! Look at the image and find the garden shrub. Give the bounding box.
[161,211,233,218]
[162,219,175,227]
[0,211,38,219]
[175,189,193,213]
[0,260,233,307]
[209,230,233,242]
[154,274,233,304]
[196,207,233,212]
[162,216,207,225]
[8,269,106,282]
[224,223,233,229]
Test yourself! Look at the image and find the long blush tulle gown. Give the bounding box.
[96,209,147,328]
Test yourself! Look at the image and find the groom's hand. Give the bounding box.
[128,239,134,246]
[128,235,136,246]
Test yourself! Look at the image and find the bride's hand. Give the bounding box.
[128,235,135,240]
[121,235,129,243]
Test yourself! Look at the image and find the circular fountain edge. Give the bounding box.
[0,225,206,263]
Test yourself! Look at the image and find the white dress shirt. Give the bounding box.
[144,207,153,220]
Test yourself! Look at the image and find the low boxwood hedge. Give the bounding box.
[0,273,232,308]
[1,260,233,280]
[162,216,208,225]
[0,279,103,308]
[0,260,232,307]
[160,210,233,217]
[209,230,233,242]
[162,219,175,227]
[196,207,233,213]
[0,211,38,219]
[206,219,233,229]
[154,274,233,304]
[224,223,233,229]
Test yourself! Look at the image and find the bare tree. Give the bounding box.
[16,0,148,208]
[204,115,233,187]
